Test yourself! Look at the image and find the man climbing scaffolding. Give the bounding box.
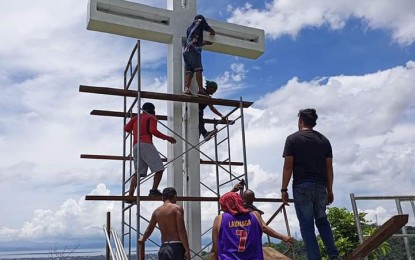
[199,80,224,141]
[183,14,215,96]
[124,102,176,197]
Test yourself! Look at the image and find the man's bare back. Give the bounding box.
[139,187,190,259]
[154,202,183,242]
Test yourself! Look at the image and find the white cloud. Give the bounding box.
[205,62,249,99]
[227,0,415,45]
[0,184,116,241]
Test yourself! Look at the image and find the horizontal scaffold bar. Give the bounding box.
[90,110,230,124]
[85,195,292,203]
[79,85,253,108]
[80,154,243,166]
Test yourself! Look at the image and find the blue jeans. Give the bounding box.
[293,182,339,260]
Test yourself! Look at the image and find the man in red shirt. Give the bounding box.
[124,102,176,196]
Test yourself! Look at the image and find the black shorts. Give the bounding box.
[183,51,202,73]
[158,242,185,260]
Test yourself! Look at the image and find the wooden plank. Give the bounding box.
[79,85,253,108]
[90,109,231,124]
[80,154,243,166]
[263,247,291,260]
[85,195,292,203]
[81,154,132,160]
[345,214,409,259]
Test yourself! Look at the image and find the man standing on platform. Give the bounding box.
[183,14,215,96]
[124,102,176,197]
[198,80,224,141]
[139,187,191,259]
[280,108,340,259]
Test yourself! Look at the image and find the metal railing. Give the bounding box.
[104,226,128,260]
[350,193,415,260]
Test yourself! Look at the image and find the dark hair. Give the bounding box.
[194,14,205,21]
[206,80,218,90]
[298,108,318,127]
[142,102,155,115]
[162,187,177,201]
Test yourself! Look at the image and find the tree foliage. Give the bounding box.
[318,207,390,259]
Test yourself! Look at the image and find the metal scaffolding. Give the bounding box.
[80,41,293,259]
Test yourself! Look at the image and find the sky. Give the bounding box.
[1,0,415,252]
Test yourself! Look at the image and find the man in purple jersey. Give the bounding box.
[210,192,264,260]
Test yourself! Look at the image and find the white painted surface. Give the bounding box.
[86,0,264,257]
[87,0,264,58]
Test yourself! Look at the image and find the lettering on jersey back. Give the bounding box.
[228,219,252,228]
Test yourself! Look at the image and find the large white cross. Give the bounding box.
[87,0,264,257]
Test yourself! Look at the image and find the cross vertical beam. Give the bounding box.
[86,0,264,257]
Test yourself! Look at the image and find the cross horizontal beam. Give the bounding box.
[85,195,292,203]
[79,85,254,108]
[87,0,264,59]
[88,0,173,43]
[80,154,244,166]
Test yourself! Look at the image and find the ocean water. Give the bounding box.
[0,248,160,259]
[0,249,105,259]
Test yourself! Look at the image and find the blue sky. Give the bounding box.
[1,0,415,252]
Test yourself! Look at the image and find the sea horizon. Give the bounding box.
[0,247,162,259]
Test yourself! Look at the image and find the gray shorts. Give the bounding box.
[133,143,164,177]
[183,51,202,73]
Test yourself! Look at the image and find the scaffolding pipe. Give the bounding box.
[239,97,249,188]
[395,199,412,260]
[135,40,142,260]
[103,226,117,260]
[350,193,364,243]
[113,229,128,260]
[106,212,111,260]
[214,117,221,215]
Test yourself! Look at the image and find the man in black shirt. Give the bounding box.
[281,109,340,260]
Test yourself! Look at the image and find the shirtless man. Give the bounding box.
[139,187,190,259]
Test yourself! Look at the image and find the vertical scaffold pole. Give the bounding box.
[395,199,412,260]
[135,40,142,260]
[350,193,364,243]
[214,123,221,214]
[122,48,127,248]
[239,97,249,188]
[106,211,111,260]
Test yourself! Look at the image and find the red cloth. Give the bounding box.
[124,113,169,144]
[219,192,249,215]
